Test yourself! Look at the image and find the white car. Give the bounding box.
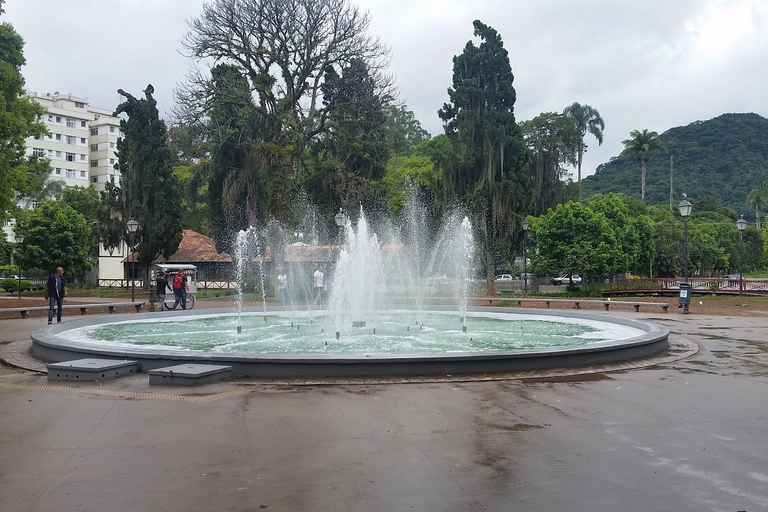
[8,275,27,280]
[495,274,514,281]
[551,274,582,285]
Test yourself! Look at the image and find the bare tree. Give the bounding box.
[177,0,391,184]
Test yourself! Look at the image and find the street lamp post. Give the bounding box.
[14,233,24,299]
[736,214,747,296]
[127,218,139,303]
[521,218,530,295]
[678,195,692,314]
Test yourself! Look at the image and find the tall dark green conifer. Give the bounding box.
[100,85,183,281]
[438,20,533,291]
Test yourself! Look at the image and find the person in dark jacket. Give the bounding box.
[45,267,68,324]
[155,271,172,311]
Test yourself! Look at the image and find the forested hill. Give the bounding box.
[581,113,768,219]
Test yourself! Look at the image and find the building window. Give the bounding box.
[47,115,53,122]
[90,128,98,136]
[54,168,61,175]
[91,176,98,183]
[80,120,87,128]
[32,148,45,156]
[31,200,38,208]
[55,151,62,158]
[90,144,98,152]
[66,169,76,179]
[91,160,98,167]
[55,133,61,141]
[94,114,100,120]
[55,116,61,123]
[66,135,76,145]
[80,170,86,178]
[66,118,76,128]
[109,142,115,149]
[109,126,115,133]
[65,153,75,162]
[74,101,85,108]
[80,137,86,144]
[109,158,115,165]
[47,149,54,157]
[80,154,86,161]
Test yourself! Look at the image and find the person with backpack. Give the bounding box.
[171,272,189,310]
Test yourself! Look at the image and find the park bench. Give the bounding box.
[0,302,145,319]
[472,297,670,313]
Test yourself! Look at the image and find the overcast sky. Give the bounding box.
[6,0,768,179]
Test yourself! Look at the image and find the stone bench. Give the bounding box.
[149,364,233,386]
[47,358,138,381]
[474,297,670,313]
[0,302,145,319]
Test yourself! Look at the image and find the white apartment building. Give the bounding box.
[26,92,122,191]
[3,92,123,242]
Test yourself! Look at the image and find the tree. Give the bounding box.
[382,154,440,213]
[619,129,667,203]
[520,112,581,215]
[178,0,390,186]
[529,201,625,281]
[17,166,65,209]
[60,185,108,260]
[384,105,431,158]
[747,181,768,230]
[0,4,47,221]
[99,86,183,282]
[321,58,391,182]
[438,21,533,292]
[14,201,91,279]
[563,102,604,202]
[587,193,654,276]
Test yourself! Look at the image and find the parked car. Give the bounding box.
[8,275,26,280]
[551,274,582,286]
[724,274,743,285]
[495,274,514,282]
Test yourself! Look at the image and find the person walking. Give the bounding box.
[277,269,289,306]
[155,271,172,311]
[45,267,68,324]
[171,272,189,310]
[313,265,324,304]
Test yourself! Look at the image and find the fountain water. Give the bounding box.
[32,199,670,378]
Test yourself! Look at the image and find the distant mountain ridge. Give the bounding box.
[582,113,768,219]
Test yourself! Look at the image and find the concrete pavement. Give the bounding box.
[1,309,767,511]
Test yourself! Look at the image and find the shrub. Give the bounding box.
[1,277,32,293]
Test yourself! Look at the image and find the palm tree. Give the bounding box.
[746,181,768,230]
[563,102,604,202]
[620,129,667,203]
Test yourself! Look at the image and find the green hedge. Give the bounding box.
[1,277,32,293]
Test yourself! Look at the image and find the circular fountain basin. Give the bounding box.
[32,306,669,378]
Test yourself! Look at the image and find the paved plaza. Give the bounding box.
[1,309,767,511]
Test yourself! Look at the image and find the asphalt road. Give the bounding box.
[1,312,767,512]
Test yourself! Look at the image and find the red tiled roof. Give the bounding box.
[166,230,232,263]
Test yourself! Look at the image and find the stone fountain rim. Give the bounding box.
[31,306,669,378]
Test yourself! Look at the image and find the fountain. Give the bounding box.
[31,200,669,378]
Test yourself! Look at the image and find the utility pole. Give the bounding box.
[669,155,673,212]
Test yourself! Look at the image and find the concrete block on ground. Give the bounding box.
[148,364,233,386]
[47,358,138,381]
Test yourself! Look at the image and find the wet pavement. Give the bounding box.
[1,310,767,511]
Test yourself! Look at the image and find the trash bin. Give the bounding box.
[149,282,157,311]
[678,282,691,306]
